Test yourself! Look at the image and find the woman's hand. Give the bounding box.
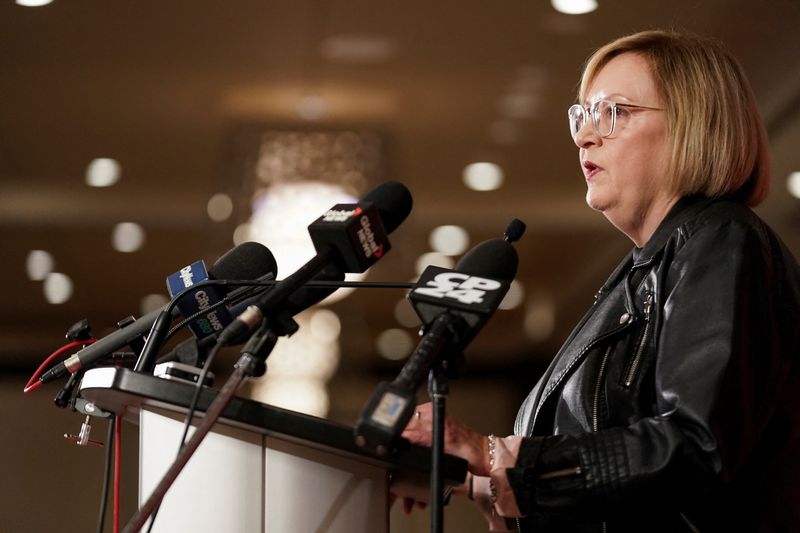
[401,402,492,476]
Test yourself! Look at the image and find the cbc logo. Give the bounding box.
[413,272,502,305]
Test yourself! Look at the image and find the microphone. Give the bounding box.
[354,224,522,455]
[163,241,282,341]
[134,241,280,373]
[38,242,278,384]
[216,180,413,345]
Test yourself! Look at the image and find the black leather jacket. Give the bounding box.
[510,196,800,532]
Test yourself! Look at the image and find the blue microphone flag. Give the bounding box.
[166,260,233,339]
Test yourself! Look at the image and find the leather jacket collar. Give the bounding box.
[633,194,713,265]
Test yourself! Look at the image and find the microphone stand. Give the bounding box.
[122,323,278,533]
[427,363,449,533]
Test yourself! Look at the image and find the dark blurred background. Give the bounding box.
[2,1,800,531]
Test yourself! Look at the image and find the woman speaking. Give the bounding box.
[403,30,800,532]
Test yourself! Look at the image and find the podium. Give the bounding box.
[79,367,467,533]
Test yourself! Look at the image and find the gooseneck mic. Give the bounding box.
[354,223,523,454]
[216,180,413,345]
[38,242,278,384]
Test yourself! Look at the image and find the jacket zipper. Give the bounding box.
[594,345,612,533]
[622,293,652,387]
[592,345,612,432]
[517,298,634,532]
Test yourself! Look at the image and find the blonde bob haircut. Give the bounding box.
[579,30,770,206]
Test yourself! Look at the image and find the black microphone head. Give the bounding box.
[209,241,278,282]
[455,238,518,282]
[503,219,526,243]
[362,181,413,234]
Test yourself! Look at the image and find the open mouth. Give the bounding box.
[583,160,602,178]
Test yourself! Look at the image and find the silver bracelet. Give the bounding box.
[488,434,498,506]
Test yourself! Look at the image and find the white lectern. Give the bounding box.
[79,368,466,533]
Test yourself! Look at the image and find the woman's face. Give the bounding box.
[575,52,675,244]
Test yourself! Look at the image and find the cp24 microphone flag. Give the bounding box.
[354,227,522,455]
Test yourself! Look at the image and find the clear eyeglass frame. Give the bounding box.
[568,100,662,140]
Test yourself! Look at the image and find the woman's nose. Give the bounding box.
[573,119,599,149]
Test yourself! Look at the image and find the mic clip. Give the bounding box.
[266,311,299,338]
[415,318,467,380]
[65,318,93,342]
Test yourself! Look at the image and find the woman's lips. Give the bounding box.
[582,160,603,179]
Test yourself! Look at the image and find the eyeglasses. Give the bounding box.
[568,100,662,140]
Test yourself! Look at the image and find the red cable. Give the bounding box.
[24,380,43,393]
[23,339,96,393]
[114,415,121,533]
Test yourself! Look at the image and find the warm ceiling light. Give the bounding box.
[260,312,340,380]
[43,272,73,304]
[248,181,360,305]
[140,294,169,315]
[787,171,800,199]
[463,162,504,191]
[207,193,233,222]
[309,309,341,343]
[296,95,328,121]
[250,377,330,417]
[16,0,54,6]
[429,225,470,256]
[232,223,252,245]
[498,92,539,119]
[415,252,454,275]
[112,222,146,253]
[488,120,521,145]
[394,299,421,328]
[86,158,121,187]
[26,250,54,281]
[551,0,598,15]
[525,297,556,342]
[249,181,355,276]
[320,35,397,63]
[511,65,548,91]
[499,279,525,310]
[376,328,415,360]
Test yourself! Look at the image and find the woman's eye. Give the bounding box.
[614,106,631,118]
[599,105,615,119]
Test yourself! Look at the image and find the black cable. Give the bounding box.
[165,297,233,342]
[142,340,225,533]
[144,502,159,533]
[96,417,115,533]
[155,278,416,348]
[178,341,224,450]
[162,279,271,343]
